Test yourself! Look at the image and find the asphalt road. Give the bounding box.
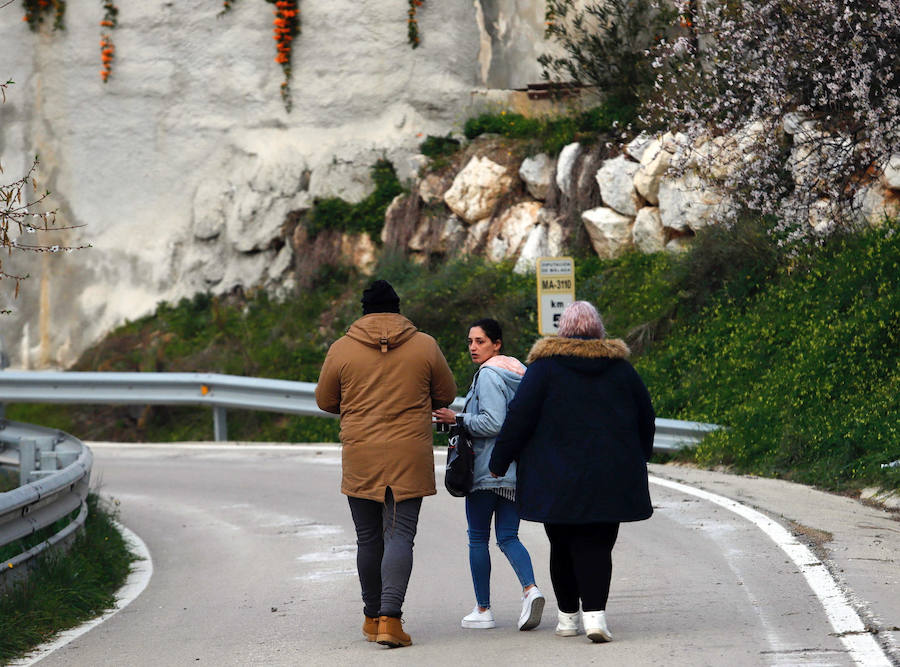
[26,443,900,666]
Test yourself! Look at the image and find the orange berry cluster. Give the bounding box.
[272,0,299,65]
[22,0,65,31]
[271,0,300,110]
[99,1,119,83]
[407,0,423,49]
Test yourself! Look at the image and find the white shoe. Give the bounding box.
[461,606,496,629]
[517,587,545,631]
[555,610,580,637]
[583,610,612,642]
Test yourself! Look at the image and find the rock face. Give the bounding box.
[3,4,897,370]
[0,1,547,368]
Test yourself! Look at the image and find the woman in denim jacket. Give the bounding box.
[433,318,544,631]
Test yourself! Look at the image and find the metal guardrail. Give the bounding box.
[0,371,717,451]
[0,371,329,442]
[0,419,92,579]
[0,370,717,570]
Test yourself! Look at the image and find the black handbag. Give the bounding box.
[445,414,475,497]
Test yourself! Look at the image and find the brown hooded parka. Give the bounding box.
[315,312,457,502]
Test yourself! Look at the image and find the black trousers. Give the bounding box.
[347,488,422,619]
[544,521,620,613]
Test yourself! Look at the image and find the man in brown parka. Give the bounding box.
[315,279,456,648]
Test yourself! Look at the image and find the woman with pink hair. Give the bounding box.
[490,301,655,643]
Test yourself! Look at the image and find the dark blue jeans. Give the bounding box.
[465,490,536,609]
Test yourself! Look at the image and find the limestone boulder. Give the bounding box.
[555,143,582,198]
[855,183,900,226]
[632,206,666,254]
[519,153,554,200]
[461,218,493,255]
[881,154,900,190]
[408,214,467,255]
[581,206,634,259]
[633,135,673,205]
[625,133,654,162]
[485,201,543,262]
[658,172,727,232]
[444,156,513,223]
[514,209,565,274]
[418,172,451,205]
[596,154,641,216]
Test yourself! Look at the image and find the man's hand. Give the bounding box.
[432,407,456,424]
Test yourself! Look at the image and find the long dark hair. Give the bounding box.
[470,318,502,347]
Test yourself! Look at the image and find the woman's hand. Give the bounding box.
[432,407,456,424]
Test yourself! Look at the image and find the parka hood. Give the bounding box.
[475,354,526,395]
[481,354,526,376]
[345,313,419,353]
[526,336,630,375]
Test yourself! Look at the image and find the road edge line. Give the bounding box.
[649,475,891,667]
[12,521,154,666]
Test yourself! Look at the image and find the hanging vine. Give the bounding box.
[219,0,239,16]
[22,0,66,31]
[268,0,300,111]
[407,0,423,48]
[99,1,118,83]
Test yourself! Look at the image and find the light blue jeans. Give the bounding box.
[465,490,536,609]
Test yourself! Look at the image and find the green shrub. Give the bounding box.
[462,102,636,155]
[539,0,677,111]
[306,159,403,239]
[419,134,461,159]
[636,220,900,490]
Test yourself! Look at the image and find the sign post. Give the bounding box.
[536,257,575,336]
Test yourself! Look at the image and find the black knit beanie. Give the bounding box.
[361,279,400,315]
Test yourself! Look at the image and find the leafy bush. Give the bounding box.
[419,134,461,159]
[463,102,636,155]
[306,159,403,239]
[539,0,675,109]
[637,220,900,490]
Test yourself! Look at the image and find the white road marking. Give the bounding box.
[650,475,891,667]
[11,522,153,667]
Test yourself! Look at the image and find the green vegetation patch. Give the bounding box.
[8,218,898,493]
[463,100,636,156]
[0,494,135,664]
[306,159,403,239]
[635,220,900,491]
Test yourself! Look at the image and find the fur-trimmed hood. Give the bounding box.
[526,336,630,364]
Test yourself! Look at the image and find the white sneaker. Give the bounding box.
[461,606,496,629]
[583,610,612,642]
[555,610,580,637]
[517,587,545,631]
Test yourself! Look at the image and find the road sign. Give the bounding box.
[536,257,575,336]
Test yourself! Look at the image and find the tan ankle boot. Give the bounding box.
[376,615,412,648]
[362,616,378,642]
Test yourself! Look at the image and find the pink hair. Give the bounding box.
[557,301,607,338]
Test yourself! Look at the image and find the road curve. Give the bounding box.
[26,443,898,666]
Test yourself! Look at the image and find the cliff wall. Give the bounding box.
[0,0,550,368]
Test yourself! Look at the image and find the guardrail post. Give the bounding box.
[213,406,228,442]
[19,439,36,486]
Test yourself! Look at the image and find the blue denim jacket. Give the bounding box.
[460,359,524,493]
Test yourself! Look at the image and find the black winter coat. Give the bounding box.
[489,336,655,524]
